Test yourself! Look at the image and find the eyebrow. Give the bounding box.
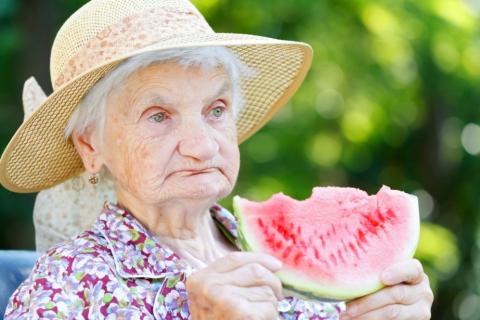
[202,81,232,105]
[146,95,172,107]
[137,80,232,112]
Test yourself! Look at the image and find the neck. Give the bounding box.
[114,190,234,268]
[116,190,215,240]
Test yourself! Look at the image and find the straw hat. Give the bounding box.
[0,0,312,193]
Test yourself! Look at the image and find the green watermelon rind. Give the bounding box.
[232,193,420,301]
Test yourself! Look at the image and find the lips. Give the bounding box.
[169,167,218,177]
[184,168,216,175]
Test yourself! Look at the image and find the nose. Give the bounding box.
[178,121,219,161]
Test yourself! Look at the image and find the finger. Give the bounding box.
[349,301,431,320]
[252,301,279,320]
[235,300,278,320]
[346,283,424,317]
[210,252,283,273]
[221,290,278,320]
[234,285,278,303]
[216,262,283,299]
[382,259,424,285]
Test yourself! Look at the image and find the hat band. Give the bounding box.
[53,6,214,90]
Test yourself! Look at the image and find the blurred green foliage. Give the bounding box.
[0,0,479,319]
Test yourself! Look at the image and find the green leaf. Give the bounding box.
[166,276,179,288]
[74,272,86,282]
[130,229,140,241]
[145,238,156,247]
[103,293,113,304]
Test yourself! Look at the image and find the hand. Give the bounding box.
[341,259,434,319]
[186,252,284,320]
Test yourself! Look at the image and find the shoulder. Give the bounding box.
[49,228,112,259]
[39,229,115,276]
[4,230,118,319]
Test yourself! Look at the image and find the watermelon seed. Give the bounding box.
[348,242,360,258]
[282,245,294,259]
[355,230,368,252]
[299,240,307,249]
[360,218,378,235]
[365,214,380,227]
[266,233,277,250]
[386,209,396,219]
[275,240,283,250]
[257,218,265,229]
[320,235,326,248]
[337,249,346,265]
[293,252,304,265]
[376,209,386,223]
[320,259,330,269]
[329,253,338,266]
[357,229,367,242]
[340,240,349,259]
[292,237,297,245]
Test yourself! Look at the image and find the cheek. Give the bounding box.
[125,137,172,182]
[225,143,240,173]
[103,127,173,192]
[217,123,240,180]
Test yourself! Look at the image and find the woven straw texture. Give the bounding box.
[0,0,312,193]
[50,0,209,87]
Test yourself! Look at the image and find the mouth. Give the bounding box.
[186,168,217,176]
[170,168,218,177]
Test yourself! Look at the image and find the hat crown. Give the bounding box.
[50,0,212,90]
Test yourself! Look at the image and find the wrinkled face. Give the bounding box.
[100,62,240,206]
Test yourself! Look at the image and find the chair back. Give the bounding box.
[0,250,39,319]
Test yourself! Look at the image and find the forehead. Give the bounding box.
[108,61,232,114]
[132,62,229,93]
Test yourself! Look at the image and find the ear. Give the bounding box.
[71,128,104,173]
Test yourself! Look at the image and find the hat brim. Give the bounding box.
[0,33,312,193]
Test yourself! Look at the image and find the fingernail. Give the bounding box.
[272,257,283,268]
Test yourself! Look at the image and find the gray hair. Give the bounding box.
[64,46,251,140]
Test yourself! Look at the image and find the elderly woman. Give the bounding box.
[1,0,433,319]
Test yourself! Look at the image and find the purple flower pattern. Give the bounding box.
[4,202,344,319]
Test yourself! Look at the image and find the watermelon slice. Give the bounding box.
[232,186,419,301]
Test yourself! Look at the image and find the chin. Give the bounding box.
[185,182,230,200]
[143,171,234,203]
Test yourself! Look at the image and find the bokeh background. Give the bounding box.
[0,0,479,318]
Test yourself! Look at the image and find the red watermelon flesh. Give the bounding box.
[232,186,419,300]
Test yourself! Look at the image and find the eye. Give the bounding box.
[148,112,166,123]
[209,106,225,119]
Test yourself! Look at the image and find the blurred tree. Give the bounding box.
[1,0,479,319]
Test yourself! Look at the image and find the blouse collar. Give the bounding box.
[93,201,238,279]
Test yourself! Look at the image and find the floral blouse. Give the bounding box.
[5,202,345,319]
